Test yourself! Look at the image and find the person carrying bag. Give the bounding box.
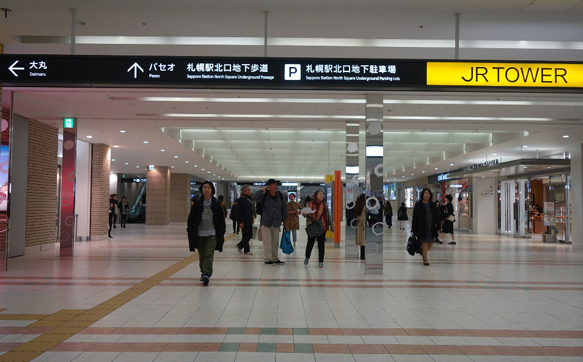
[302,190,334,268]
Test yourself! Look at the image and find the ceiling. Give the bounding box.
[1,0,583,182]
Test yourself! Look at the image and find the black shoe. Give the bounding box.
[264,261,274,265]
[202,274,210,286]
[274,260,285,265]
[108,235,113,238]
[448,241,456,245]
[113,225,116,228]
[435,239,443,244]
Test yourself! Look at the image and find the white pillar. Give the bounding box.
[472,177,497,235]
[570,144,583,246]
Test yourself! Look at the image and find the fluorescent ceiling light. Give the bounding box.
[281,182,298,186]
[23,36,583,50]
[384,116,553,121]
[160,113,362,120]
[366,146,383,157]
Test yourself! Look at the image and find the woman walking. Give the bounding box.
[284,193,301,246]
[119,196,129,228]
[434,200,443,243]
[441,194,456,245]
[187,181,226,286]
[303,190,334,268]
[353,194,366,260]
[397,202,408,230]
[412,188,438,266]
[384,199,393,228]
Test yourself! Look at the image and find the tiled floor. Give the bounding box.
[0,221,581,362]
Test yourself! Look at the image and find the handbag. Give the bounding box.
[447,215,455,222]
[406,233,421,256]
[257,227,263,241]
[280,229,294,255]
[306,219,325,238]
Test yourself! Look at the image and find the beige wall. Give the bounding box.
[90,144,111,239]
[146,166,171,225]
[170,173,191,223]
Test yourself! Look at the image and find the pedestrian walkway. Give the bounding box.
[0,223,581,362]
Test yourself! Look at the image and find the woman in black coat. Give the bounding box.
[412,188,438,266]
[397,202,408,230]
[440,194,456,245]
[187,181,226,286]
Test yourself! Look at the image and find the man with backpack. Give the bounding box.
[235,185,255,255]
[253,179,288,265]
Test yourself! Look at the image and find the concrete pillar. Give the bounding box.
[90,144,111,240]
[570,144,582,246]
[170,173,191,223]
[472,177,497,235]
[146,166,171,225]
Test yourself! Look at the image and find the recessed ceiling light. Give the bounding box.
[450,163,454,166]
[411,173,414,176]
[171,166,175,168]
[435,167,438,170]
[86,135,92,138]
[120,130,126,133]
[125,163,128,165]
[113,145,119,148]
[194,165,197,167]
[522,145,528,148]
[136,166,140,168]
[422,171,426,173]
[185,161,189,163]
[563,135,570,138]
[201,168,204,171]
[160,149,165,152]
[492,153,497,156]
[112,159,115,161]
[174,156,178,158]
[143,141,148,144]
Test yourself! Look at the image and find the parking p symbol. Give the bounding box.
[284,64,301,80]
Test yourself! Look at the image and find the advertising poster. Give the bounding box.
[543,202,555,226]
[0,145,8,212]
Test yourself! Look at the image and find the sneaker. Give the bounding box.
[236,245,242,254]
[244,252,253,255]
[274,260,285,265]
[202,274,210,286]
[318,262,324,268]
[264,261,274,265]
[448,241,456,245]
[304,258,309,265]
[200,274,204,281]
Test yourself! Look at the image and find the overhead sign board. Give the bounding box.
[427,62,583,88]
[1,55,582,91]
[0,55,426,89]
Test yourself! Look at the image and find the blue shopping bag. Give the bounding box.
[280,229,294,255]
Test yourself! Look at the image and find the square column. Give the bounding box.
[570,144,582,246]
[90,144,111,240]
[170,173,191,223]
[146,166,171,225]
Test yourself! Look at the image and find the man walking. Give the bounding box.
[236,185,255,255]
[253,179,287,265]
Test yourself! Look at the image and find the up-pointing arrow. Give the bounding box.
[8,60,24,77]
[127,62,144,79]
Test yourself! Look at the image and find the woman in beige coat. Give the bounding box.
[284,193,301,244]
[353,194,366,260]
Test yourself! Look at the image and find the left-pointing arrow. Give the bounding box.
[9,60,24,77]
[127,62,144,79]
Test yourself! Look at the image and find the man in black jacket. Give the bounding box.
[236,185,256,255]
[253,179,287,265]
[187,181,226,285]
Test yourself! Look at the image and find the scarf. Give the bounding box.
[309,200,327,231]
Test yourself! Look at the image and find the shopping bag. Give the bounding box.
[406,233,421,256]
[280,229,294,255]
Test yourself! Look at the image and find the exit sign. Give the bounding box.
[63,118,75,129]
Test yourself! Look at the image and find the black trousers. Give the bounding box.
[120,214,127,227]
[108,213,114,236]
[232,219,240,233]
[306,232,326,263]
[237,222,253,253]
[113,213,117,226]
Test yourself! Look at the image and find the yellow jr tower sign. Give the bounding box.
[427,62,583,88]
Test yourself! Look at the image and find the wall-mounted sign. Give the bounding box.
[120,178,146,183]
[427,62,583,88]
[457,159,499,173]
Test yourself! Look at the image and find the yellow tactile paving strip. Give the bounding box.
[0,234,235,362]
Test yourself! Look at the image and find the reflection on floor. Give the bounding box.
[0,222,582,362]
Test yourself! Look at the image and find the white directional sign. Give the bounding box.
[127,62,144,78]
[8,60,24,77]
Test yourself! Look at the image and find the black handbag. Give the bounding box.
[406,233,421,256]
[306,219,325,238]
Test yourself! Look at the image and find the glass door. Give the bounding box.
[500,180,514,235]
[514,179,531,238]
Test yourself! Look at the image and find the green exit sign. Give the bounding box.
[63,118,75,129]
